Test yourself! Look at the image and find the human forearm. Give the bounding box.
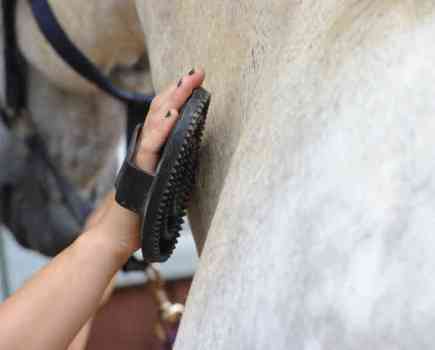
[67,320,93,350]
[0,218,130,350]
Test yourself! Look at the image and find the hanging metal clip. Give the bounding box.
[145,265,184,346]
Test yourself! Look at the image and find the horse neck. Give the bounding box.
[50,0,144,67]
[135,0,431,249]
[0,3,126,197]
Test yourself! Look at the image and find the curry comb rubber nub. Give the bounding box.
[115,87,211,263]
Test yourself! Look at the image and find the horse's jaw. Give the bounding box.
[4,0,152,204]
[16,0,146,95]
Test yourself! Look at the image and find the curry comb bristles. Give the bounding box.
[141,88,211,262]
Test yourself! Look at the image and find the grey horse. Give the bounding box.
[9,1,435,349]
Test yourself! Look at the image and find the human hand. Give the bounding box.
[87,68,205,262]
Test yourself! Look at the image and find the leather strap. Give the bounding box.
[115,124,154,214]
[3,0,27,116]
[29,0,154,109]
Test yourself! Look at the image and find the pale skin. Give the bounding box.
[0,69,206,350]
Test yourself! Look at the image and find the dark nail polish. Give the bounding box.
[165,111,172,118]
[188,69,195,75]
[177,78,183,87]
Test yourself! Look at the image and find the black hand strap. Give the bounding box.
[29,0,154,109]
[115,124,154,214]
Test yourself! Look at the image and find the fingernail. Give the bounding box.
[165,111,172,118]
[188,68,195,75]
[177,78,183,87]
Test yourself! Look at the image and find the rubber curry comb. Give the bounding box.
[115,87,211,263]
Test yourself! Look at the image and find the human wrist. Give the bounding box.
[97,198,141,254]
[79,223,134,269]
